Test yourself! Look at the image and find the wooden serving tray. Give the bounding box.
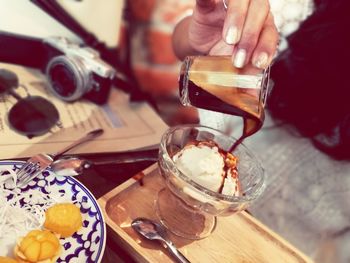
[98,164,314,263]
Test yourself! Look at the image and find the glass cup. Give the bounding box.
[179,56,271,145]
[179,56,271,116]
[156,124,265,239]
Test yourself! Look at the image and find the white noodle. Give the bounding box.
[0,167,70,257]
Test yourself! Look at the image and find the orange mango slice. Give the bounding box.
[44,203,82,238]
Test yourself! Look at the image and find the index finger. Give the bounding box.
[223,0,250,45]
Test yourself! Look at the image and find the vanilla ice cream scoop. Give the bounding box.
[173,144,224,191]
[173,143,240,195]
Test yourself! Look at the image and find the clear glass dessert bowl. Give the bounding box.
[156,124,265,239]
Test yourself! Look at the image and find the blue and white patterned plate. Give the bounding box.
[0,160,106,263]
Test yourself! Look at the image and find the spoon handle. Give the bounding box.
[91,156,158,166]
[164,241,191,263]
[53,129,104,158]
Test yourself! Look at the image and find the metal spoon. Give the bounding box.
[131,217,191,263]
[51,154,158,176]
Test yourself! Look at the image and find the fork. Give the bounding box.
[16,129,103,187]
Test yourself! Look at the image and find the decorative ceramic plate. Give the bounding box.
[0,160,106,263]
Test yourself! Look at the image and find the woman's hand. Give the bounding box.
[173,0,279,69]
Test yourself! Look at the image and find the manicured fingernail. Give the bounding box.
[254,52,269,69]
[225,26,238,44]
[233,49,246,68]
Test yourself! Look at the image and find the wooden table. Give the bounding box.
[98,163,314,263]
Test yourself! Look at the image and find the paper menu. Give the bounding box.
[0,63,168,159]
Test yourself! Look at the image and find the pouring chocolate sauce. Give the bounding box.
[179,56,270,151]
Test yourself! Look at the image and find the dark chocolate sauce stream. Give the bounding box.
[180,77,265,152]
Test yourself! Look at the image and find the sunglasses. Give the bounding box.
[0,69,61,138]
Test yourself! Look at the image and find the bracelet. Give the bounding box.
[223,0,228,10]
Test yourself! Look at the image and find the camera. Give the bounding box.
[44,36,116,104]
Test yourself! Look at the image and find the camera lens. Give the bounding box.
[49,64,77,97]
[46,56,90,102]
